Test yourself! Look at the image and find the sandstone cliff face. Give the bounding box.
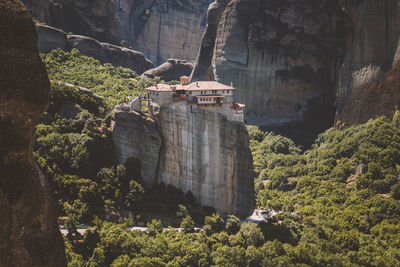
[0,0,66,266]
[192,0,366,135]
[22,0,119,44]
[112,103,254,217]
[112,111,162,188]
[336,0,400,125]
[157,103,254,217]
[23,0,212,66]
[116,0,212,65]
[36,24,153,74]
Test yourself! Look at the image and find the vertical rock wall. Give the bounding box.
[191,0,366,136]
[336,0,400,125]
[112,103,254,217]
[112,110,162,188]
[22,0,213,66]
[156,103,254,217]
[117,0,213,65]
[0,0,66,265]
[22,0,120,44]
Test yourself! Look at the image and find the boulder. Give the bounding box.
[66,34,154,74]
[0,0,66,265]
[141,59,194,82]
[100,42,154,74]
[34,24,155,74]
[67,34,104,60]
[355,164,367,175]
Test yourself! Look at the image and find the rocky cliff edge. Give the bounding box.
[112,103,254,217]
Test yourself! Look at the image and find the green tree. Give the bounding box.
[203,213,225,236]
[226,215,241,235]
[111,255,131,267]
[147,219,163,236]
[180,216,195,233]
[87,247,106,267]
[176,204,189,219]
[237,223,264,248]
[125,180,144,209]
[391,183,400,200]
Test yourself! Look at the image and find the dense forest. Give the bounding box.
[36,49,400,266]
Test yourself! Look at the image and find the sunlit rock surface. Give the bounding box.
[112,103,254,217]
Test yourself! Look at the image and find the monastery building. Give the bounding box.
[117,76,245,123]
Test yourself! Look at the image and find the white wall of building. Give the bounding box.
[189,90,233,97]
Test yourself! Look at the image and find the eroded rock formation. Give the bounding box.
[0,0,66,265]
[36,24,153,74]
[112,110,162,188]
[336,0,400,125]
[22,0,119,44]
[112,103,254,217]
[22,0,212,66]
[192,0,366,137]
[141,59,193,82]
[116,0,212,65]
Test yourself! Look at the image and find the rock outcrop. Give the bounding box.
[336,0,400,125]
[141,59,193,82]
[22,0,119,44]
[116,0,213,65]
[36,24,153,74]
[112,110,162,188]
[112,103,254,217]
[22,0,212,66]
[0,0,66,266]
[191,0,366,136]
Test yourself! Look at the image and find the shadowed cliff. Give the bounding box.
[22,0,213,66]
[0,0,66,265]
[337,0,400,125]
[191,0,366,144]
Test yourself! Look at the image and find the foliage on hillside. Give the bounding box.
[36,50,210,239]
[41,49,156,108]
[66,214,268,266]
[249,113,400,266]
[39,49,400,266]
[63,114,400,266]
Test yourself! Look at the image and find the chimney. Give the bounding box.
[230,81,233,87]
[180,76,189,85]
[154,82,158,89]
[196,81,199,87]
